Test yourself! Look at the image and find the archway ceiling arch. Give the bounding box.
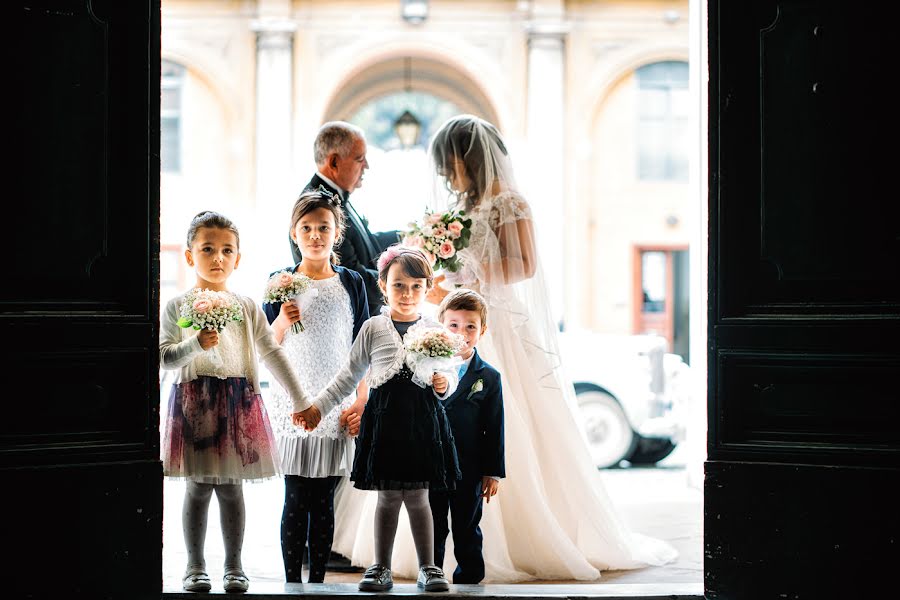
[324,56,500,127]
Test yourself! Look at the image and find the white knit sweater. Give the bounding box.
[160,291,313,413]
[314,312,459,416]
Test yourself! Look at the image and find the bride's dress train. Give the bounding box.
[332,189,677,582]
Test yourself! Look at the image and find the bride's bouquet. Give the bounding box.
[177,289,244,366]
[403,323,466,389]
[403,209,473,274]
[263,270,318,333]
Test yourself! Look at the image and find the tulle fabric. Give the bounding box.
[162,376,280,485]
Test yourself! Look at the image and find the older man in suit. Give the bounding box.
[291,121,398,317]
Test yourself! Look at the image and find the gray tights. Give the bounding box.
[374,489,434,569]
[183,481,245,573]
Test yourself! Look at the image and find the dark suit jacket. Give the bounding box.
[442,349,505,480]
[290,174,398,318]
[261,264,369,341]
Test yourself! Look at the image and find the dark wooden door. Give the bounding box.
[8,2,161,598]
[707,2,899,597]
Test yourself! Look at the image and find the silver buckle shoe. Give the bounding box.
[182,567,211,593]
[417,565,450,592]
[223,569,249,593]
[359,564,393,591]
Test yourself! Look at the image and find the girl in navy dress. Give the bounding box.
[309,246,461,592]
[263,190,369,583]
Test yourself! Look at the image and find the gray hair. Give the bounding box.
[313,121,365,166]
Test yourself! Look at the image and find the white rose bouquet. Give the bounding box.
[177,288,244,365]
[403,323,466,389]
[403,209,473,274]
[263,270,318,334]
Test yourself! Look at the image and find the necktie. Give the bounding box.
[458,362,468,379]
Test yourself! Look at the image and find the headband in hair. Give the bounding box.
[377,245,425,272]
[316,185,342,207]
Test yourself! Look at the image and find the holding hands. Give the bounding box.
[291,405,321,431]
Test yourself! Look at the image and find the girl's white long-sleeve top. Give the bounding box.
[160,291,313,413]
[314,313,459,416]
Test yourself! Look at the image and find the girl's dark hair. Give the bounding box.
[377,245,434,290]
[186,211,240,248]
[290,190,347,264]
[430,116,508,211]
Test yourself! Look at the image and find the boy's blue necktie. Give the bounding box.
[458,362,468,380]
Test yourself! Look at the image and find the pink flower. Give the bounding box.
[427,213,444,226]
[192,298,212,313]
[403,235,425,249]
[277,272,294,287]
[438,241,456,259]
[447,221,463,238]
[423,251,437,266]
[432,226,447,239]
[211,293,226,308]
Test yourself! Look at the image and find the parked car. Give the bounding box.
[557,330,690,469]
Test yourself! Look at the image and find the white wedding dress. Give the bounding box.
[332,190,677,582]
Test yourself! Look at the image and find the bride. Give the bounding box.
[332,114,677,582]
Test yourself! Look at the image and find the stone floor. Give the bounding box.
[162,448,703,597]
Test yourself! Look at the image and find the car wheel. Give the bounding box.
[627,436,677,465]
[574,385,637,469]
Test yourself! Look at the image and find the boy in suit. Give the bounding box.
[430,289,505,584]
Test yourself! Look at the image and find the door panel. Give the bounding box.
[7,1,162,598]
[708,1,899,597]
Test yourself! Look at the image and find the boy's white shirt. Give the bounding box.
[159,291,313,413]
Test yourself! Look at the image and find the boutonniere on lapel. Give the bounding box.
[467,378,484,400]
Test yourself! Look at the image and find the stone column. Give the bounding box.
[525,20,568,326]
[252,17,295,264]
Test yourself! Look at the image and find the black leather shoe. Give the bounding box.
[358,564,393,591]
[417,565,450,592]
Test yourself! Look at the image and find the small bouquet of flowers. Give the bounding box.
[403,322,467,389]
[177,289,244,366]
[263,270,318,334]
[403,209,473,274]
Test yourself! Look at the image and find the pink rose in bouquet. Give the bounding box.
[403,208,472,274]
[263,270,318,334]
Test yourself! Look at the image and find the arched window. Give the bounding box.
[636,60,689,182]
[161,60,185,172]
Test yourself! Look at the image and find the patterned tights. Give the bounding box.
[280,475,341,583]
[183,481,245,574]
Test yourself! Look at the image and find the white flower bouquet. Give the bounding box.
[263,270,318,333]
[403,323,466,389]
[403,209,473,274]
[177,288,244,365]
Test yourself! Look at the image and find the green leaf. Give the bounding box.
[176,317,193,328]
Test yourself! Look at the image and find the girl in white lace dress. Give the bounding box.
[161,211,319,593]
[263,190,370,583]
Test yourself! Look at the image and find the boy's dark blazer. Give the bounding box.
[442,348,505,479]
[290,173,397,318]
